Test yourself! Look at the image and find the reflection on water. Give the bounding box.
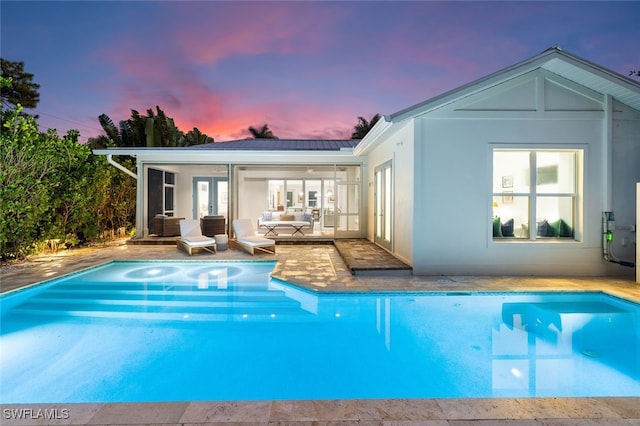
[1,261,639,402]
[494,300,638,396]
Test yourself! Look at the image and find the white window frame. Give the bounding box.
[491,147,583,242]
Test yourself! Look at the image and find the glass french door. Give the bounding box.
[193,177,228,219]
[334,181,360,237]
[374,161,392,250]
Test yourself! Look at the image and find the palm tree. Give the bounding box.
[248,123,278,139]
[183,128,214,146]
[98,113,136,146]
[351,113,381,139]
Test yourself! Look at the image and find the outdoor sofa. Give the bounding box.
[257,211,314,236]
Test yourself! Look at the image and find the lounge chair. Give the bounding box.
[232,219,276,255]
[177,220,216,255]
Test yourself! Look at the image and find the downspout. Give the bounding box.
[107,154,137,179]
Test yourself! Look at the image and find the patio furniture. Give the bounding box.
[153,215,185,237]
[257,211,314,235]
[201,215,226,237]
[177,220,216,255]
[232,219,276,255]
[214,234,228,251]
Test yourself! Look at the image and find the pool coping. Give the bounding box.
[1,397,639,425]
[1,243,639,424]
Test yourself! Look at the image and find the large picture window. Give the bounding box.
[492,149,580,241]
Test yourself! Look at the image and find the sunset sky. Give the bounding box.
[2,1,639,142]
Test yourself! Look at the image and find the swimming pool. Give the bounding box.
[1,260,639,403]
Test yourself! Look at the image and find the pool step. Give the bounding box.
[10,287,315,322]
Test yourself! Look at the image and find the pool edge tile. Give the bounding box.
[179,401,272,423]
[0,403,100,426]
[85,402,189,425]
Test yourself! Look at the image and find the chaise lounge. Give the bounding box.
[177,220,216,255]
[233,218,276,255]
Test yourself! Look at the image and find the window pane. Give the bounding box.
[535,196,574,238]
[536,152,575,194]
[164,172,175,185]
[286,180,303,209]
[492,196,529,238]
[268,180,284,210]
[164,187,174,211]
[493,151,530,193]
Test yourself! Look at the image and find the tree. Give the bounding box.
[351,113,381,139]
[184,127,214,146]
[96,107,212,147]
[1,58,40,110]
[248,123,278,139]
[630,70,640,79]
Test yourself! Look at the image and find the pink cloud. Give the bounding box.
[168,2,344,65]
[87,2,353,141]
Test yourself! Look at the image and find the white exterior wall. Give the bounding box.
[365,121,414,264]
[611,102,640,267]
[405,70,639,276]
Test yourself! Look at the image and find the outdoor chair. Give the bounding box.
[201,215,226,237]
[232,218,276,255]
[153,215,185,236]
[177,220,216,255]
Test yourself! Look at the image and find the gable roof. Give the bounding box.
[188,138,359,151]
[355,46,640,155]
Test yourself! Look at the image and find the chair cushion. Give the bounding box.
[180,220,203,238]
[238,235,275,246]
[182,235,216,247]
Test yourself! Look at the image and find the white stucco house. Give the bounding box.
[95,47,640,279]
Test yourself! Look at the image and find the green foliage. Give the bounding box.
[0,104,136,259]
[97,106,213,147]
[1,58,40,110]
[248,123,277,139]
[1,106,53,256]
[351,113,381,139]
[184,127,214,146]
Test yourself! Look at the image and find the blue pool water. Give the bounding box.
[1,261,639,403]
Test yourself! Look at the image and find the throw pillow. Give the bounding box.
[552,218,573,238]
[303,213,313,223]
[537,220,556,237]
[493,217,503,238]
[501,218,515,237]
[262,211,273,221]
[280,214,295,221]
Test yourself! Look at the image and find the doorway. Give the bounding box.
[374,161,392,250]
[193,177,228,219]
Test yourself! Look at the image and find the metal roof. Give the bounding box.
[187,138,360,151]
